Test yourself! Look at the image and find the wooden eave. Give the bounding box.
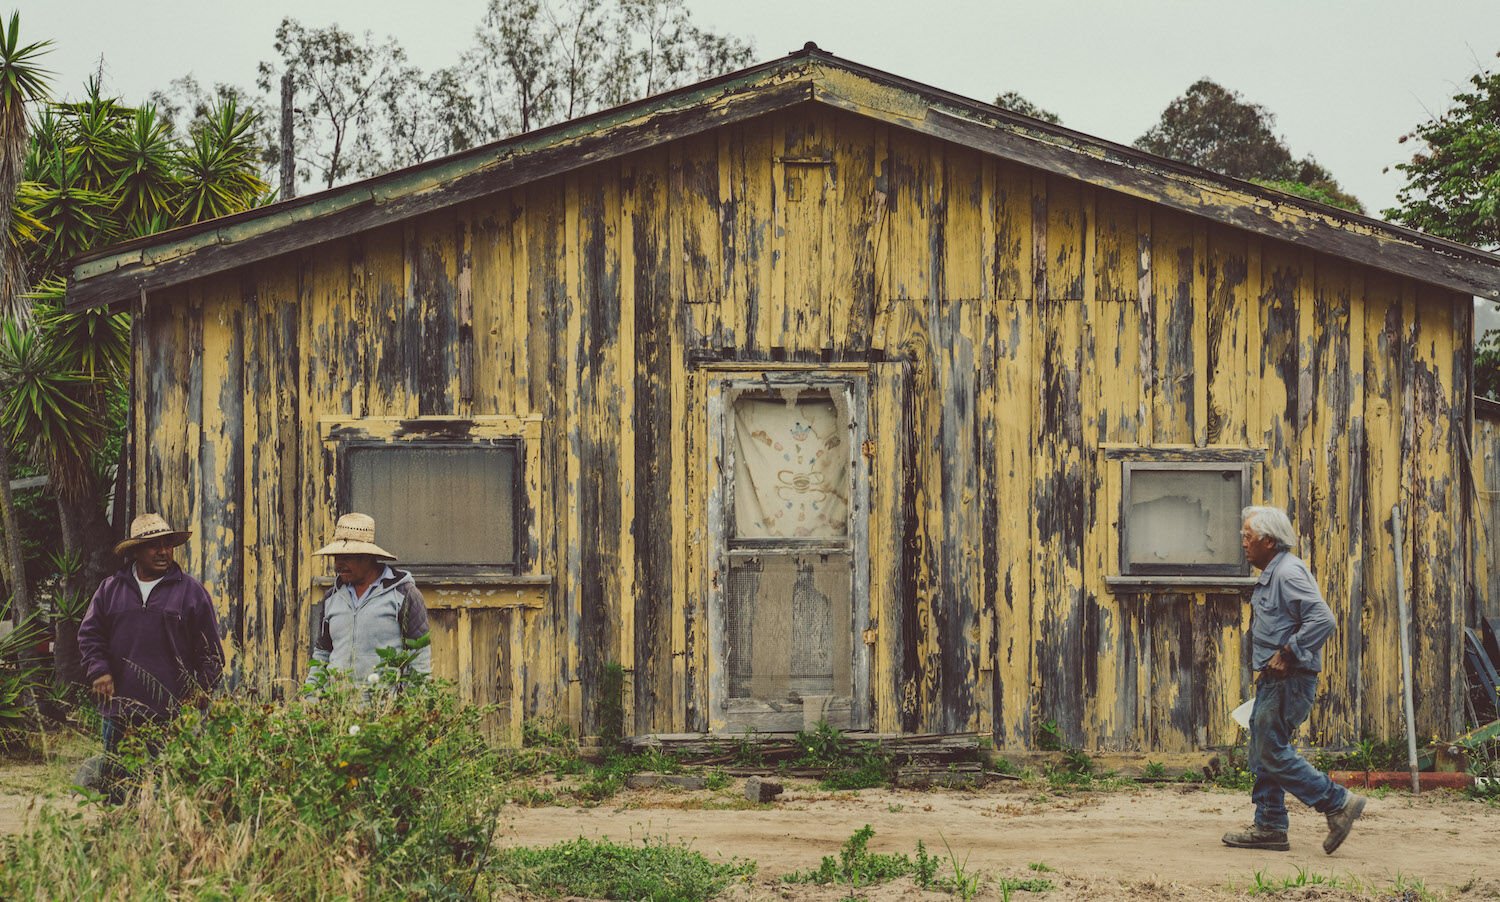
[65,45,1500,311]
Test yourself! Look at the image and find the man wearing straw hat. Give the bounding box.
[309,513,431,684]
[78,513,224,798]
[1222,505,1366,855]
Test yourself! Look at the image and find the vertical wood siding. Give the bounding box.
[135,105,1474,748]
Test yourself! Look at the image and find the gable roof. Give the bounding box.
[65,43,1500,310]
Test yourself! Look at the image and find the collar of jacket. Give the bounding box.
[334,566,413,592]
[1255,550,1289,586]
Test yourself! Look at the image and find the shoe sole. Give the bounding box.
[1222,839,1290,852]
[1323,795,1367,854]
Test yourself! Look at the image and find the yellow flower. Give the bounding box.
[347,777,359,789]
[338,760,348,768]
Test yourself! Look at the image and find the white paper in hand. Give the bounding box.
[1231,697,1254,730]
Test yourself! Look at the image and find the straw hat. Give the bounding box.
[312,512,396,560]
[114,513,191,557]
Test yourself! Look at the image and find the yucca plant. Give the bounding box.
[0,10,51,644]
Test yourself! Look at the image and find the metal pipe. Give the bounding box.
[1392,504,1421,794]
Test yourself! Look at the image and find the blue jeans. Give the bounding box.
[1248,672,1347,831]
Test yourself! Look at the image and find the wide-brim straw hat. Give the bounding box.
[312,512,397,560]
[114,513,191,556]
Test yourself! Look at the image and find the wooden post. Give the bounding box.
[1392,504,1420,795]
[279,72,296,201]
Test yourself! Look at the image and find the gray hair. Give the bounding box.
[1241,506,1298,551]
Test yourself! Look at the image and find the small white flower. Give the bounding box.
[348,725,361,736]
[368,673,381,684]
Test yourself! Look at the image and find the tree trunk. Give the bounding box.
[52,490,114,692]
[280,72,296,201]
[0,438,31,625]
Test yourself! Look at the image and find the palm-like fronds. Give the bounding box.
[112,105,177,229]
[0,11,53,208]
[0,317,95,452]
[55,79,127,193]
[176,97,269,223]
[1,11,52,325]
[28,278,128,381]
[26,146,116,266]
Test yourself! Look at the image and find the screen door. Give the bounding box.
[708,375,870,733]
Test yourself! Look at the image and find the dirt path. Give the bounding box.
[5,761,1498,899]
[498,781,1500,900]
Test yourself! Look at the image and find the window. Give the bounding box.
[1119,461,1252,578]
[342,440,520,571]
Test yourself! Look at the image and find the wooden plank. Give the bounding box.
[190,276,243,690]
[1046,176,1085,301]
[1257,240,1301,511]
[778,107,832,353]
[831,111,881,354]
[870,362,910,732]
[1310,259,1356,743]
[1359,275,1407,741]
[1206,227,1249,446]
[628,149,675,733]
[990,162,1032,302]
[887,129,931,302]
[1151,210,1197,445]
[1410,284,1463,738]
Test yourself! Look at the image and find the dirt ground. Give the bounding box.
[5,759,1499,900]
[496,779,1500,900]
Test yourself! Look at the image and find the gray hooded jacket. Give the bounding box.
[311,566,432,682]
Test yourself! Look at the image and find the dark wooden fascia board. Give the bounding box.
[806,72,1500,300]
[1476,396,1500,421]
[65,77,815,311]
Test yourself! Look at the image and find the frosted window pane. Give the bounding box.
[1125,468,1242,568]
[347,445,515,567]
[733,393,849,539]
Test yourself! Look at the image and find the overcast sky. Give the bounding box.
[14,0,1500,322]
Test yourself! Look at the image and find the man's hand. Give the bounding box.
[91,673,115,702]
[1266,647,1294,677]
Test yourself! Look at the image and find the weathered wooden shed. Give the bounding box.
[67,46,1500,751]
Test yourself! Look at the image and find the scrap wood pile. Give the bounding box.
[625,732,988,778]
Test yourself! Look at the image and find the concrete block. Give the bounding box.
[745,776,784,802]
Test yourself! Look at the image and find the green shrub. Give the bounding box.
[792,720,894,790]
[0,666,507,898]
[492,836,753,901]
[784,824,913,887]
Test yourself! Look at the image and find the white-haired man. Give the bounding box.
[1222,505,1366,855]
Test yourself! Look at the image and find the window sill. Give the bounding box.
[1106,575,1258,594]
[312,572,552,588]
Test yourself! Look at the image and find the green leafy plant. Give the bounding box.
[792,720,893,790]
[492,835,754,901]
[1,660,507,897]
[1142,760,1167,779]
[783,824,914,888]
[597,660,626,751]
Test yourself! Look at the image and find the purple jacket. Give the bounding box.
[77,563,225,722]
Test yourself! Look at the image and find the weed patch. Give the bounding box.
[492,836,753,901]
[0,667,506,898]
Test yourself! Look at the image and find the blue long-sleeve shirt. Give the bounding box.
[1250,551,1335,672]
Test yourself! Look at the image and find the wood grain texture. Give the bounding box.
[126,106,1475,750]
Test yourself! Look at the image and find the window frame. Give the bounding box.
[1104,447,1264,593]
[320,416,543,584]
